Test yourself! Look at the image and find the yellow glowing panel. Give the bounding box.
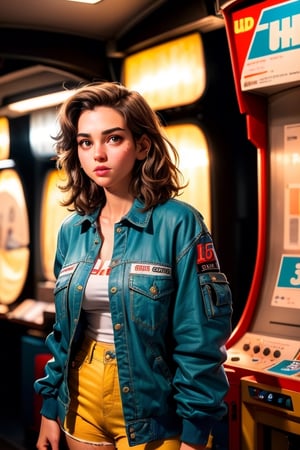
[40,169,71,281]
[165,124,211,230]
[0,169,30,305]
[0,117,10,160]
[289,187,300,215]
[123,33,206,110]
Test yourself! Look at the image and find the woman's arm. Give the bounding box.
[172,221,232,446]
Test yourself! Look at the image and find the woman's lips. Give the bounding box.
[94,166,111,176]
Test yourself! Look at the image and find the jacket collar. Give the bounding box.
[74,198,153,229]
[124,198,153,228]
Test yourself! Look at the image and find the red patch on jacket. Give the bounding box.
[196,242,219,273]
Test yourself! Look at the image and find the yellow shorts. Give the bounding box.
[63,336,181,449]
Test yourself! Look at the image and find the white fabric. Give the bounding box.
[82,259,114,343]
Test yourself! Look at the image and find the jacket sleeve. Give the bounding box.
[33,225,67,421]
[33,322,67,420]
[172,212,232,446]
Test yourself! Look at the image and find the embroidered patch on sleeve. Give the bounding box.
[196,242,220,273]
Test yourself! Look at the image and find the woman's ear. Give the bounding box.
[136,134,151,160]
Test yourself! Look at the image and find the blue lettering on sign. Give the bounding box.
[249,0,300,59]
[277,256,300,288]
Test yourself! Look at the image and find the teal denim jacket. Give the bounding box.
[34,198,232,447]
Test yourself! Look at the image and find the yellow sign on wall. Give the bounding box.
[123,33,206,110]
[0,169,30,306]
[165,123,211,230]
[40,169,71,281]
[0,117,10,160]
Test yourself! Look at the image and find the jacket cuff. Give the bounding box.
[181,417,213,446]
[40,397,58,421]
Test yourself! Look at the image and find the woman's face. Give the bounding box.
[77,106,149,195]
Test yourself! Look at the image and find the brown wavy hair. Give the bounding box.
[54,81,186,214]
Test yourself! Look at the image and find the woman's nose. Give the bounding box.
[93,144,107,160]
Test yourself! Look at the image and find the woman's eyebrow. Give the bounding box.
[102,127,126,135]
[76,127,126,138]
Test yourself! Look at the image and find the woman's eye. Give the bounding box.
[108,135,122,144]
[78,139,91,148]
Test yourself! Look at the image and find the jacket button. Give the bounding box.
[110,286,117,293]
[150,285,158,295]
[116,227,122,233]
[114,323,122,331]
[122,386,130,393]
[130,432,136,439]
[105,351,115,360]
[77,285,83,291]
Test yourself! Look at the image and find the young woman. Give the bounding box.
[34,81,232,450]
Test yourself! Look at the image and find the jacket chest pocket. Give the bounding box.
[54,262,80,321]
[129,274,174,331]
[54,277,70,321]
[54,272,75,320]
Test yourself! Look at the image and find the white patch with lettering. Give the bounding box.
[130,264,172,276]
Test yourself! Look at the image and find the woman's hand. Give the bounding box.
[36,416,61,450]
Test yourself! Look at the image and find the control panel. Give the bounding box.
[248,385,293,411]
[227,332,300,380]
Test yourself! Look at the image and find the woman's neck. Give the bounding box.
[100,192,134,224]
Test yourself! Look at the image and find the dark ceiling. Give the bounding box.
[0,0,224,115]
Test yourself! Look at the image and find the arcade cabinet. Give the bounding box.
[220,0,300,448]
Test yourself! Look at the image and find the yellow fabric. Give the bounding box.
[63,337,181,449]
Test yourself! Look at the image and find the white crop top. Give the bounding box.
[82,259,114,343]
